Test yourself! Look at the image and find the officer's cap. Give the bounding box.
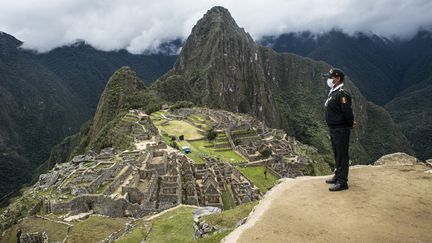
[323,68,345,79]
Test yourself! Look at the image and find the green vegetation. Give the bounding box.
[170,100,195,111]
[0,225,17,243]
[385,81,432,160]
[198,201,258,241]
[145,206,195,243]
[237,166,278,193]
[143,203,258,243]
[115,222,149,243]
[18,217,69,242]
[183,139,245,163]
[96,180,112,194]
[54,68,167,162]
[157,120,204,140]
[87,112,135,152]
[205,126,217,141]
[151,112,245,164]
[195,231,231,243]
[202,201,257,229]
[221,187,236,210]
[259,147,272,159]
[360,102,414,163]
[0,187,44,231]
[68,215,128,242]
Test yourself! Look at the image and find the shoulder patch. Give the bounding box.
[341,96,348,104]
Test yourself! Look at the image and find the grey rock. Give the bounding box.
[192,206,222,219]
[100,147,115,157]
[203,226,213,233]
[374,153,418,166]
[202,223,209,229]
[235,217,247,228]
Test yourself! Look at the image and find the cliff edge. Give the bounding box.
[224,153,432,242]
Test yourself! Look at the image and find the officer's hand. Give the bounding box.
[352,121,357,128]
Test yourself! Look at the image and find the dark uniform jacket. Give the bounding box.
[325,88,354,128]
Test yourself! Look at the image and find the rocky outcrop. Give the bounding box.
[192,206,222,239]
[374,152,418,166]
[224,154,432,242]
[17,230,48,243]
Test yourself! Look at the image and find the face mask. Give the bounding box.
[327,78,334,88]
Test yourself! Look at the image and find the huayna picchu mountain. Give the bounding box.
[153,6,412,164]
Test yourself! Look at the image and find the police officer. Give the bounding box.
[323,68,356,191]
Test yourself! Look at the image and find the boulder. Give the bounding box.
[100,147,115,157]
[192,206,222,219]
[38,171,59,189]
[374,152,418,166]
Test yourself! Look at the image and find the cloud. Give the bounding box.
[0,0,431,53]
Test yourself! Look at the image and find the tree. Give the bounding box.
[206,126,217,141]
[260,147,272,158]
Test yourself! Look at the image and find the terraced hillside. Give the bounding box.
[0,107,329,242]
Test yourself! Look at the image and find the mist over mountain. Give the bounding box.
[1,0,432,53]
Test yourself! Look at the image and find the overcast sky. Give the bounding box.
[1,0,431,53]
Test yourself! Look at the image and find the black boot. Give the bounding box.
[329,182,349,192]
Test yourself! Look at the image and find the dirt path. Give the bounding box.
[224,164,432,243]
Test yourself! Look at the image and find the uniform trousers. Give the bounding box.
[329,127,350,184]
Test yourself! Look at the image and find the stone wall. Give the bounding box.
[87,163,123,193]
[27,200,43,216]
[17,230,48,243]
[50,194,150,218]
[123,187,145,204]
[104,166,133,195]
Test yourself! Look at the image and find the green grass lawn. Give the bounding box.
[202,201,258,229]
[221,184,237,210]
[115,222,149,243]
[197,201,258,242]
[18,217,69,242]
[236,166,278,193]
[151,112,245,164]
[187,140,245,163]
[143,205,247,243]
[145,206,195,243]
[68,215,128,242]
[158,120,204,140]
[188,114,207,123]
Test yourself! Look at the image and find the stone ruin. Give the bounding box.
[31,108,316,221]
[16,229,48,243]
[169,108,319,179]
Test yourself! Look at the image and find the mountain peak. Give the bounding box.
[185,6,254,48]
[171,6,254,73]
[0,31,23,54]
[205,6,231,17]
[89,67,147,138]
[199,6,236,26]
